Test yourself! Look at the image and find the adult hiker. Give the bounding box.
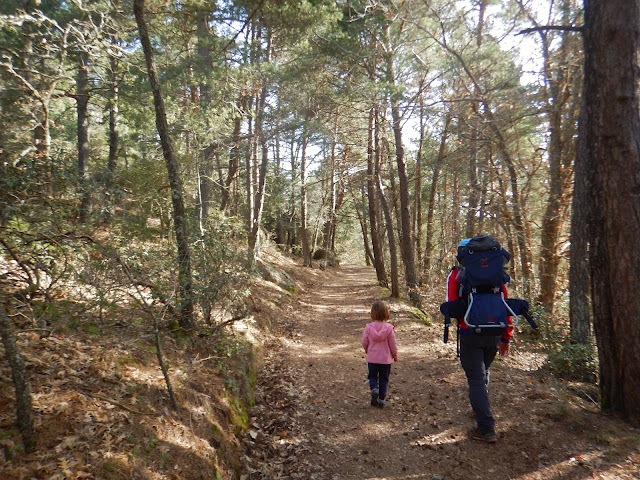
[445,236,513,443]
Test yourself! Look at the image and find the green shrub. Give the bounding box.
[546,341,598,383]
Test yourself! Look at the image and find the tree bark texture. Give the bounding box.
[0,307,35,453]
[134,0,195,330]
[583,0,640,425]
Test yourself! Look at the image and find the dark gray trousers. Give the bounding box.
[459,333,501,432]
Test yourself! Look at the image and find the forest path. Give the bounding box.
[245,264,639,480]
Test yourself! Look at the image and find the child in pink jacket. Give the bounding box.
[361,300,398,408]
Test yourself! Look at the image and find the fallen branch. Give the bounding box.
[82,391,154,415]
[193,355,224,364]
[209,314,248,334]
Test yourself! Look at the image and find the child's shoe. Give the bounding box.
[370,389,379,407]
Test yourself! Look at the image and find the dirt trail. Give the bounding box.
[245,265,640,480]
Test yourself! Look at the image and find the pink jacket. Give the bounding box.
[362,321,398,364]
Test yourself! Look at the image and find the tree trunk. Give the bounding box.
[414,97,424,267]
[377,174,400,298]
[424,113,451,274]
[569,95,591,344]
[105,0,121,214]
[274,96,286,246]
[466,111,480,237]
[536,1,581,315]
[195,9,215,228]
[434,34,533,296]
[245,95,256,238]
[351,184,374,266]
[0,306,35,453]
[220,101,243,212]
[367,107,387,286]
[106,52,119,214]
[484,107,533,297]
[77,53,90,222]
[287,137,298,252]
[465,0,488,237]
[583,0,640,425]
[376,111,399,298]
[134,0,195,330]
[248,26,272,266]
[196,144,216,230]
[384,25,418,301]
[300,118,312,267]
[322,116,338,267]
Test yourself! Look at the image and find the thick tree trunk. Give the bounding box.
[583,0,640,425]
[134,0,195,330]
[0,307,35,453]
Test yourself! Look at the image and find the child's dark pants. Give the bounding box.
[367,363,391,400]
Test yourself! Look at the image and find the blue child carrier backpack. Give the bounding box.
[440,234,537,347]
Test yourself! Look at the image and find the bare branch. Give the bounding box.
[517,25,583,35]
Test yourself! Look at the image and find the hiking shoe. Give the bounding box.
[377,399,386,408]
[370,389,379,407]
[471,428,497,443]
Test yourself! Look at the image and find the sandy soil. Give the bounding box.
[243,264,640,480]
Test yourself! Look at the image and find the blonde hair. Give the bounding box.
[371,300,390,321]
